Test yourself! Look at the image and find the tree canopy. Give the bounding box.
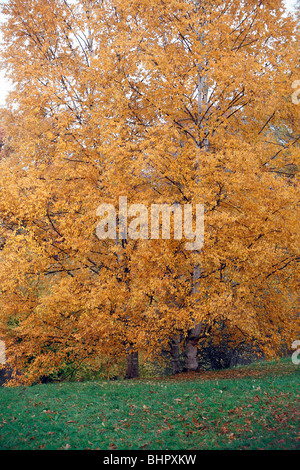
[0,0,299,384]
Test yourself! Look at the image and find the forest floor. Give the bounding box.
[0,357,299,450]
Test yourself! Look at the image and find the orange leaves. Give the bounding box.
[0,0,298,383]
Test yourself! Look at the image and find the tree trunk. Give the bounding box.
[183,0,209,372]
[184,322,202,371]
[184,263,202,371]
[125,351,139,379]
[170,335,181,374]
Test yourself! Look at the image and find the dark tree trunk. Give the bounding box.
[125,351,139,379]
[170,335,181,374]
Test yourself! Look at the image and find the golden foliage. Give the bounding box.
[0,0,299,384]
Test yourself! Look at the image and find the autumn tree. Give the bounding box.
[106,0,300,370]
[0,0,299,384]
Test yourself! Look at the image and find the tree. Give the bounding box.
[0,0,299,385]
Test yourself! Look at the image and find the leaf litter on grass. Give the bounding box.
[0,359,299,450]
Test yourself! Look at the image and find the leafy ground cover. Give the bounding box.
[0,358,299,450]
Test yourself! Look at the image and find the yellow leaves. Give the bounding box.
[0,0,298,383]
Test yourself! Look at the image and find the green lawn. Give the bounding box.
[0,358,299,450]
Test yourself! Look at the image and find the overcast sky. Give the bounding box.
[0,0,297,107]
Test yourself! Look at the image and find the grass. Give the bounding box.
[0,358,299,450]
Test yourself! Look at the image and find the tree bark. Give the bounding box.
[170,335,181,374]
[125,350,139,379]
[184,264,202,371]
[184,322,202,371]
